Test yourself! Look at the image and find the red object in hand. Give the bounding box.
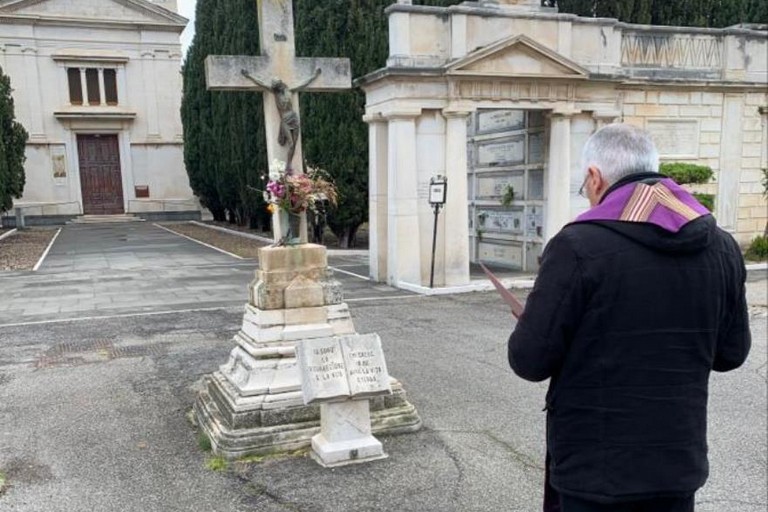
[480,263,525,319]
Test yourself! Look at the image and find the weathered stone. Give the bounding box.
[284,275,324,309]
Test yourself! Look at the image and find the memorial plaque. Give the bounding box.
[527,169,544,200]
[340,334,391,399]
[477,208,524,234]
[477,110,525,134]
[52,146,67,178]
[477,174,525,200]
[528,132,544,164]
[477,136,525,167]
[478,241,523,269]
[646,120,699,157]
[297,335,391,405]
[296,337,349,404]
[525,206,544,238]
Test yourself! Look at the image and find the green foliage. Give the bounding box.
[295,0,462,247]
[761,168,768,198]
[500,185,515,207]
[206,456,228,472]
[745,235,768,261]
[550,0,767,26]
[0,66,28,214]
[659,163,714,185]
[197,431,212,452]
[692,192,715,212]
[181,0,269,227]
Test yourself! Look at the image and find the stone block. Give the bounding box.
[743,144,764,158]
[259,244,327,272]
[689,92,702,105]
[659,92,689,105]
[742,157,762,169]
[321,278,344,306]
[284,306,328,326]
[254,281,285,310]
[700,132,720,144]
[283,323,335,341]
[702,92,723,105]
[284,276,325,309]
[679,105,711,117]
[623,90,646,104]
[241,320,283,343]
[635,104,677,117]
[701,118,721,132]
[646,92,659,103]
[243,304,284,328]
[700,145,720,158]
[710,106,723,117]
[745,93,768,106]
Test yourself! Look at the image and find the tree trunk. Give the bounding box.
[336,224,360,249]
[211,208,226,222]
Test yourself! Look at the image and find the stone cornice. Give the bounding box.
[0,14,186,33]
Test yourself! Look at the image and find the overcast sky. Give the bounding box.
[177,0,196,57]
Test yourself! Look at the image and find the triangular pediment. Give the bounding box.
[447,34,589,79]
[0,0,187,26]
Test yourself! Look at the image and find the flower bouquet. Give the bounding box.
[263,159,338,244]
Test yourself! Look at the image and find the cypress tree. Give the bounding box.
[0,65,28,215]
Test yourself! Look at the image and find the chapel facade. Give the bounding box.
[360,0,768,290]
[0,0,199,224]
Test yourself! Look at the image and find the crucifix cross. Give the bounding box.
[205,0,351,243]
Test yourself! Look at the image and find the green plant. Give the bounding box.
[500,185,515,207]
[0,470,7,496]
[745,235,768,261]
[197,431,212,452]
[692,193,715,212]
[659,163,714,185]
[206,456,228,472]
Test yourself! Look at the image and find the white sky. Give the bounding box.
[177,0,197,57]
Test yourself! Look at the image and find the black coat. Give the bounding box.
[508,204,750,503]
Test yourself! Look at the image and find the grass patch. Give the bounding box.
[206,456,228,472]
[0,470,7,496]
[198,431,212,452]
[236,447,308,465]
[745,235,768,262]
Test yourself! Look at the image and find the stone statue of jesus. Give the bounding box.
[240,68,322,169]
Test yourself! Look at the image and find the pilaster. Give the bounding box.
[442,110,471,286]
[545,110,576,240]
[364,115,389,282]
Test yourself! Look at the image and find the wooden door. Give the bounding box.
[78,134,124,215]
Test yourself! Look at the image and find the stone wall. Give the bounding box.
[621,88,767,244]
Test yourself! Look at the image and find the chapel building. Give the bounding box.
[0,0,199,224]
[360,0,768,290]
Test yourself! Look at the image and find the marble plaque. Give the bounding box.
[527,169,544,200]
[340,334,391,399]
[478,242,523,269]
[525,206,544,238]
[646,120,699,157]
[476,174,525,200]
[297,334,391,405]
[477,209,524,234]
[52,146,67,178]
[296,337,349,404]
[477,136,525,167]
[477,110,525,134]
[528,132,544,164]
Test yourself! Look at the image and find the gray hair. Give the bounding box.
[581,123,660,186]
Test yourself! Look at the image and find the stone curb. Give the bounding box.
[0,228,17,241]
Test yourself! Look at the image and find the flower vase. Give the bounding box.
[279,210,302,245]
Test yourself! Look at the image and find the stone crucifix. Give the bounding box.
[204,0,351,243]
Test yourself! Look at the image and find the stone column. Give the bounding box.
[387,113,421,286]
[545,111,574,240]
[97,68,106,105]
[442,110,471,287]
[716,95,745,230]
[79,68,89,106]
[365,115,389,282]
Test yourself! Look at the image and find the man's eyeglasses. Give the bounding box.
[578,176,588,198]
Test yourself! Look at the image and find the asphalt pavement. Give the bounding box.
[0,223,765,512]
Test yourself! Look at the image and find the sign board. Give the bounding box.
[429,176,447,205]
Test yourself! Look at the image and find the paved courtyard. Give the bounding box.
[0,223,765,511]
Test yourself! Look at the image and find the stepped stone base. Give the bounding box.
[194,244,422,459]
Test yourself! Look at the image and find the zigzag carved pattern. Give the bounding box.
[621,34,722,68]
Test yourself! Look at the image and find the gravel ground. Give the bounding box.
[0,228,57,271]
[161,223,268,259]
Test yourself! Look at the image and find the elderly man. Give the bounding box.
[508,123,750,512]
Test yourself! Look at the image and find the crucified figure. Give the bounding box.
[241,68,322,169]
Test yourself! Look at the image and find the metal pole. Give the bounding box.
[429,203,440,288]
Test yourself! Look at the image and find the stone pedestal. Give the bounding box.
[194,244,421,459]
[311,401,387,467]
